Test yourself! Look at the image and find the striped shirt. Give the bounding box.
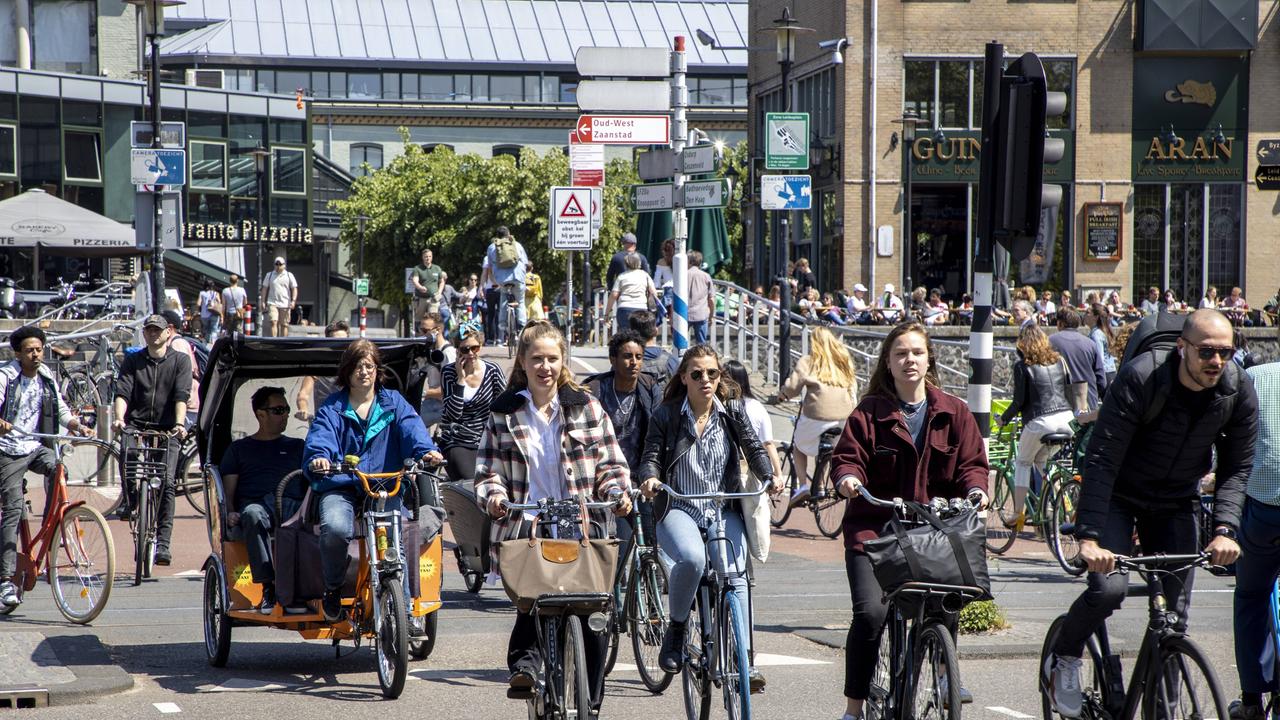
[437,360,506,451]
[669,397,731,526]
[1246,362,1280,505]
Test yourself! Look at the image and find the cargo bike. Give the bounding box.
[196,337,448,699]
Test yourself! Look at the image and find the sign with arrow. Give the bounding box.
[629,183,674,212]
[682,178,730,209]
[1258,139,1280,166]
[765,112,810,170]
[681,144,720,174]
[1256,165,1280,191]
[550,187,594,249]
[576,115,670,145]
[760,175,812,210]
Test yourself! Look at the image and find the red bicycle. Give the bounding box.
[0,430,115,624]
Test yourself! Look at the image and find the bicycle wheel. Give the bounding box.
[769,449,794,528]
[1039,614,1106,720]
[203,562,232,667]
[1049,478,1085,576]
[985,469,1018,555]
[629,553,673,693]
[1142,637,1229,720]
[63,370,101,432]
[454,547,484,593]
[375,579,409,699]
[409,612,437,660]
[179,442,207,517]
[563,614,591,720]
[682,605,712,720]
[812,455,845,539]
[723,594,752,720]
[911,622,960,720]
[133,483,154,585]
[49,505,115,624]
[865,623,894,720]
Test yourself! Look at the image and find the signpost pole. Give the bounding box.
[146,0,164,314]
[671,36,689,354]
[967,41,1004,440]
[567,251,574,359]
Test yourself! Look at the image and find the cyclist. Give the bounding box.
[303,339,443,623]
[829,321,989,720]
[1045,309,1254,719]
[637,344,780,693]
[778,327,857,508]
[484,226,529,343]
[111,314,192,567]
[0,326,92,609]
[476,321,631,712]
[437,321,506,483]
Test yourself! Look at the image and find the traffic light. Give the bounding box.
[989,52,1068,261]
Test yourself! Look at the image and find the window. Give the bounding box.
[350,143,383,176]
[382,73,400,99]
[422,75,452,100]
[938,62,968,129]
[348,73,381,100]
[0,125,16,177]
[559,82,578,103]
[904,61,935,126]
[401,73,419,100]
[733,78,748,106]
[454,75,473,101]
[491,75,522,102]
[256,70,275,94]
[472,75,490,102]
[695,77,734,106]
[271,146,306,195]
[63,130,101,183]
[904,58,1075,131]
[493,144,522,165]
[421,143,455,153]
[276,70,308,96]
[1132,183,1241,303]
[190,140,227,191]
[311,71,330,98]
[796,69,836,137]
[542,76,560,103]
[524,75,540,102]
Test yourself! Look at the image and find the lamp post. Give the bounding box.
[249,142,269,327]
[357,214,368,335]
[894,111,920,292]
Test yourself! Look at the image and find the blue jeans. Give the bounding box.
[318,487,411,599]
[657,506,751,650]
[1235,497,1280,694]
[202,313,221,344]
[688,320,708,345]
[231,492,300,585]
[420,398,443,428]
[498,284,528,341]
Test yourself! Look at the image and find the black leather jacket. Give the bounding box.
[638,396,774,496]
[1001,356,1072,425]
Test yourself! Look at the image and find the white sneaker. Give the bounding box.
[789,486,811,508]
[1044,653,1084,718]
[0,580,20,607]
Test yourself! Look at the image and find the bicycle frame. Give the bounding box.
[878,582,986,720]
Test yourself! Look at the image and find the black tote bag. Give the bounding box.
[863,501,992,600]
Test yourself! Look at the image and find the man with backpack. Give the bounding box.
[1044,309,1256,719]
[483,226,528,342]
[627,311,677,387]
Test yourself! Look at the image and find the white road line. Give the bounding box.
[172,570,204,577]
[197,678,297,693]
[610,652,828,673]
[986,707,1034,718]
[571,357,605,375]
[153,703,182,713]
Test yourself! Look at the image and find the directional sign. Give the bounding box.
[130,148,187,186]
[590,187,603,232]
[765,112,810,170]
[629,183,674,213]
[681,144,720,174]
[354,277,370,297]
[550,186,594,249]
[569,132,605,187]
[760,175,812,210]
[576,115,670,145]
[576,80,670,112]
[1258,139,1280,165]
[1256,165,1280,191]
[574,47,671,78]
[638,148,677,181]
[682,178,730,209]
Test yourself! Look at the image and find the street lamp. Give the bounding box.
[249,141,270,324]
[893,111,920,292]
[356,214,368,333]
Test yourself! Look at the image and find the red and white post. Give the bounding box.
[244,304,254,335]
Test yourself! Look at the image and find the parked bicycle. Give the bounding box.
[1039,552,1229,720]
[603,490,673,694]
[769,417,845,539]
[0,430,115,623]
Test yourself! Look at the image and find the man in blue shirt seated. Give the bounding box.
[220,385,305,614]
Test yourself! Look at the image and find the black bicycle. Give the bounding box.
[769,418,845,538]
[120,427,178,585]
[1038,552,1229,720]
[603,491,673,693]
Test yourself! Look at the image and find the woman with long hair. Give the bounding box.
[638,345,780,691]
[778,326,858,507]
[723,359,783,482]
[998,324,1076,514]
[436,321,507,482]
[829,322,989,720]
[1200,285,1220,309]
[475,320,631,713]
[1086,303,1118,387]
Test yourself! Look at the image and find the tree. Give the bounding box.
[332,129,640,309]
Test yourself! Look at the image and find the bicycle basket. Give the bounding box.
[863,502,991,603]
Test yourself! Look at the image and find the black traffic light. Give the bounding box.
[987,52,1067,262]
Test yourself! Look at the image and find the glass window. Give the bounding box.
[401,73,419,100]
[542,76,559,103]
[938,62,968,128]
[1207,184,1241,292]
[190,140,227,191]
[422,143,454,153]
[273,119,304,144]
[269,197,306,227]
[559,82,578,103]
[62,101,100,127]
[973,61,984,127]
[188,191,228,224]
[0,93,15,120]
[493,144,521,165]
[63,130,101,183]
[271,146,306,195]
[350,143,383,176]
[524,75,540,102]
[188,111,225,138]
[454,74,472,101]
[382,73,400,99]
[904,61,934,126]
[491,75,522,102]
[256,70,275,94]
[421,75,452,101]
[311,71,330,98]
[472,75,490,102]
[0,125,15,176]
[1044,60,1074,130]
[697,77,733,105]
[276,70,309,96]
[347,73,381,100]
[329,72,346,98]
[733,78,748,106]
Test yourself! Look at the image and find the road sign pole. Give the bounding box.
[671,36,689,354]
[566,250,574,357]
[147,1,164,314]
[968,41,1005,440]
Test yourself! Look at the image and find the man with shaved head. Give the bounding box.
[1044,309,1257,719]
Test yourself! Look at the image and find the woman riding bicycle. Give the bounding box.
[638,344,781,692]
[436,321,506,483]
[829,321,989,720]
[303,339,443,623]
[475,320,632,712]
[778,326,857,508]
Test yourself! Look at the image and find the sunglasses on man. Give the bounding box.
[260,405,290,416]
[1184,340,1234,362]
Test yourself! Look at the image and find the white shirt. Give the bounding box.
[222,285,247,313]
[262,269,297,308]
[517,389,564,523]
[1036,300,1057,315]
[847,294,869,313]
[654,263,674,289]
[742,397,773,445]
[0,374,45,455]
[612,269,655,310]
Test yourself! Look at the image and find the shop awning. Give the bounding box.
[0,189,140,257]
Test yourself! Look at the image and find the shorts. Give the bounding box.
[793,415,844,456]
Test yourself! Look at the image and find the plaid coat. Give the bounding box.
[475,383,631,573]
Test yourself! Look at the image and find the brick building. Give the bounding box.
[746,0,1273,306]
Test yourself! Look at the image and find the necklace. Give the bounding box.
[900,398,926,418]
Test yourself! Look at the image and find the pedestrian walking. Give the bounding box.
[221,273,248,335]
[524,262,545,321]
[1049,307,1107,408]
[606,232,651,294]
[260,257,298,337]
[198,280,222,344]
[1085,303,1118,389]
[606,253,658,332]
[411,248,446,326]
[686,251,713,345]
[654,239,675,321]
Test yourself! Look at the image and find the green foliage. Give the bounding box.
[716,140,749,284]
[332,128,641,307]
[957,600,1010,634]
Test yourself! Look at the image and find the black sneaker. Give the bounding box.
[507,669,536,699]
[108,506,133,522]
[659,620,686,673]
[154,547,172,566]
[258,584,277,615]
[322,589,345,622]
[1229,701,1265,720]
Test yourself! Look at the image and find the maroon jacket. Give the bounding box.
[830,385,989,551]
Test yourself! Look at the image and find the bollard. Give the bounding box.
[244,304,254,335]
[359,303,367,338]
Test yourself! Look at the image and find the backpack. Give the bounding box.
[1119,311,1238,425]
[182,333,210,379]
[494,237,520,269]
[642,349,676,384]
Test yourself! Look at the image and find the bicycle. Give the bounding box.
[502,281,523,359]
[501,495,622,720]
[119,427,179,585]
[856,485,986,720]
[0,430,115,623]
[769,418,846,539]
[49,343,101,435]
[1039,553,1229,720]
[603,490,674,694]
[659,484,768,720]
[984,424,1083,574]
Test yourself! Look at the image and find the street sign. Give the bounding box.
[590,187,603,231]
[1256,165,1280,191]
[576,80,670,112]
[1258,139,1280,165]
[550,186,594,250]
[574,47,671,78]
[569,131,605,187]
[682,178,730,209]
[638,148,677,181]
[354,277,370,297]
[629,183,674,212]
[576,115,670,145]
[760,175,812,210]
[765,112,810,170]
[681,144,719,174]
[131,121,186,149]
[130,148,186,186]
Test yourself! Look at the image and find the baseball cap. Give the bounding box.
[273,256,286,265]
[621,232,637,246]
[884,283,895,293]
[161,309,183,328]
[853,283,868,292]
[143,314,168,330]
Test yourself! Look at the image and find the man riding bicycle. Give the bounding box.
[1045,309,1255,719]
[0,326,91,608]
[484,226,529,342]
[111,314,192,567]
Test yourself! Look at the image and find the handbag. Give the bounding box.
[496,504,619,613]
[863,501,991,601]
[739,460,772,563]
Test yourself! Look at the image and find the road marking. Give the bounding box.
[986,707,1033,718]
[610,652,829,673]
[153,703,182,713]
[571,357,604,375]
[173,570,204,577]
[197,678,297,693]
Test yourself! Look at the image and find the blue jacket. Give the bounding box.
[303,386,437,492]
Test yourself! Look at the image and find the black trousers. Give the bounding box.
[484,287,500,341]
[120,434,181,550]
[443,445,477,484]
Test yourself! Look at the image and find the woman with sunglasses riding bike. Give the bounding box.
[436,320,506,483]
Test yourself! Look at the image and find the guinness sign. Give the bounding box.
[183,220,313,246]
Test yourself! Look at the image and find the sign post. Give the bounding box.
[764,112,810,170]
[575,115,671,145]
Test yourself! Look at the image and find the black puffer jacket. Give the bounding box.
[1001,357,1072,425]
[1076,350,1257,540]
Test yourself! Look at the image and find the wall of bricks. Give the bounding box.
[97,0,139,81]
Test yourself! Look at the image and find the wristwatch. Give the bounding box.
[1213,526,1238,541]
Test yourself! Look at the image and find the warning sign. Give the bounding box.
[549,186,593,250]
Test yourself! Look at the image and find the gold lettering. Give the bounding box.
[1215,138,1232,159]
[304,228,313,244]
[1169,138,1188,160]
[1145,137,1167,160]
[935,139,956,161]
[1190,136,1211,160]
[912,137,933,161]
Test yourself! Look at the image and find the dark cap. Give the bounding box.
[142,314,168,329]
[161,309,183,328]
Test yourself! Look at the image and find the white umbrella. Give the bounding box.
[0,188,140,257]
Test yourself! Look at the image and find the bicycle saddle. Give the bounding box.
[49,344,75,358]
[1041,433,1073,445]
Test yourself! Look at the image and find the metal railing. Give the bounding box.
[22,281,135,327]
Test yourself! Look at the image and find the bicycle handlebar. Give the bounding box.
[10,428,114,452]
[501,495,623,512]
[851,483,979,515]
[312,456,440,498]
[657,485,768,502]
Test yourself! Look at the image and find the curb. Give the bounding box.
[3,633,135,705]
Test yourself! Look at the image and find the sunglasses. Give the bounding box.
[688,369,720,382]
[275,262,284,266]
[459,345,481,355]
[261,405,290,416]
[1185,340,1233,362]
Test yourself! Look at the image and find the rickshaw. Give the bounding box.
[197,336,447,699]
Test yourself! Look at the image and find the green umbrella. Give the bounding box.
[635,208,672,267]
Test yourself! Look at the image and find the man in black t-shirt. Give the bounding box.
[220,386,305,614]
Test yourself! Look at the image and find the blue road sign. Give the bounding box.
[130,148,187,186]
[760,174,812,210]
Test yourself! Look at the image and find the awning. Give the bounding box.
[0,188,140,257]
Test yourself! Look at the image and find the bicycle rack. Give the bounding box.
[0,687,50,709]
